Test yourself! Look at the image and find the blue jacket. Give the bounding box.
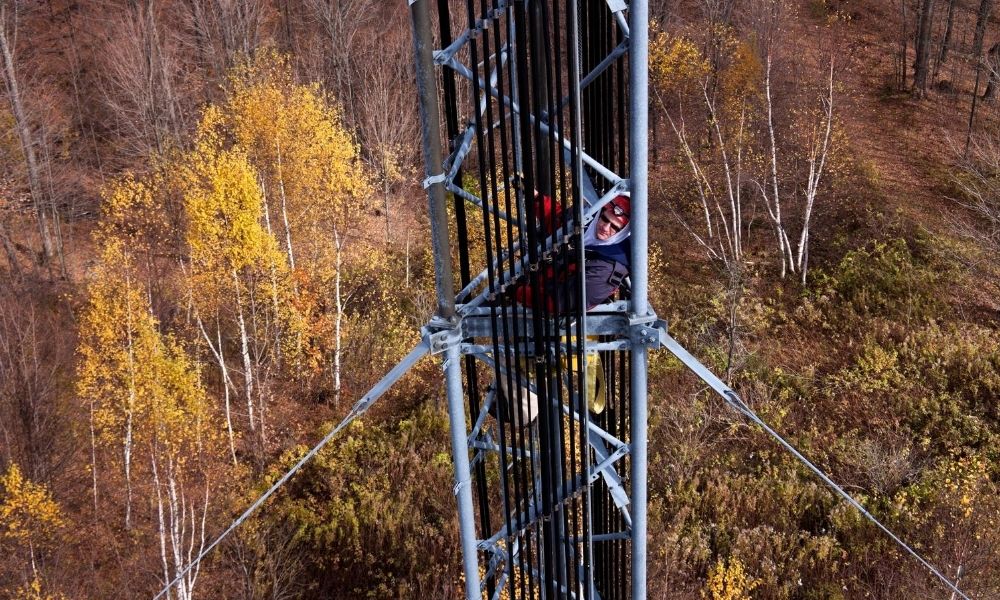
[587,239,631,268]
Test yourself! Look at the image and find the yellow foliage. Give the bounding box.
[8,576,68,600]
[77,241,217,460]
[181,122,309,356]
[212,48,370,268]
[182,131,282,275]
[894,450,996,526]
[180,49,372,376]
[702,557,760,600]
[650,28,710,93]
[98,169,174,255]
[0,464,66,548]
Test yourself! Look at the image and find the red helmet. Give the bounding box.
[607,194,631,219]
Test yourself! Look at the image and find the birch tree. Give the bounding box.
[180,113,303,448]
[0,2,54,265]
[77,240,220,599]
[77,242,156,530]
[0,463,66,594]
[651,30,758,271]
[211,50,370,406]
[649,27,764,377]
[759,55,835,284]
[757,55,795,278]
[145,330,216,600]
[222,50,366,271]
[793,58,835,284]
[651,23,836,285]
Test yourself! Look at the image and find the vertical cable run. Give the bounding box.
[425,1,639,596]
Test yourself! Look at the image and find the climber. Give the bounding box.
[513,190,632,312]
[496,189,631,427]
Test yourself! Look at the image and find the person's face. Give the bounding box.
[596,203,628,240]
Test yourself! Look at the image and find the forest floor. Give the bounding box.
[785,0,1000,316]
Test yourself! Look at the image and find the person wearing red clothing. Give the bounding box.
[498,191,630,427]
[514,191,631,312]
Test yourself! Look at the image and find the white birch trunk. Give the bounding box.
[0,11,54,263]
[152,453,172,597]
[796,58,835,285]
[232,270,255,431]
[333,226,343,406]
[764,56,794,277]
[734,103,746,259]
[261,177,273,237]
[167,460,189,600]
[124,409,133,530]
[656,89,730,264]
[188,482,209,591]
[704,86,740,260]
[216,321,237,464]
[194,313,237,464]
[151,447,209,600]
[123,276,138,531]
[664,108,715,240]
[90,397,99,515]
[276,142,295,270]
[247,279,267,446]
[153,452,203,600]
[258,175,286,367]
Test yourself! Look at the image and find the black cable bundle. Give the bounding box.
[435,1,629,597]
[580,1,631,597]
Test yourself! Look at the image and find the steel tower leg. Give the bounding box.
[411,1,480,598]
[410,0,455,322]
[628,0,650,598]
[445,342,483,600]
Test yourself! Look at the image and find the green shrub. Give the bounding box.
[246,403,461,599]
[815,238,943,324]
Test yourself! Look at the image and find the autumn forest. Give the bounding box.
[1,0,1000,599]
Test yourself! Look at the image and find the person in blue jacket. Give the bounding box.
[498,192,631,426]
[581,193,631,309]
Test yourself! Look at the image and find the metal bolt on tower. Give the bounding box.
[409,0,659,597]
